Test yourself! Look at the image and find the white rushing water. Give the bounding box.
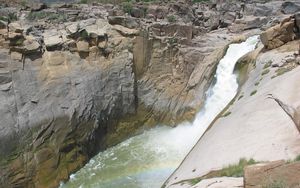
[61,36,259,188]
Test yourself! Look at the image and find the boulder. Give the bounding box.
[112,25,139,37]
[281,2,300,14]
[244,161,300,188]
[23,37,40,54]
[8,22,23,33]
[108,16,139,29]
[29,3,47,12]
[66,19,96,37]
[130,7,145,18]
[43,31,63,51]
[85,24,106,38]
[260,20,296,49]
[76,40,89,52]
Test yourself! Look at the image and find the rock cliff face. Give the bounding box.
[0,0,299,188]
[165,11,300,188]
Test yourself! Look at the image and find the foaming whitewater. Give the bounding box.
[61,36,259,188]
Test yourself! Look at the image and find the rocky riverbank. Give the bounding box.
[0,0,299,187]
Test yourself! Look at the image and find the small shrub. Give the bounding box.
[80,30,89,40]
[223,111,231,117]
[80,0,88,3]
[275,67,293,77]
[168,37,177,46]
[261,69,270,76]
[167,15,176,23]
[294,155,300,162]
[263,60,272,69]
[254,82,260,86]
[250,90,257,96]
[219,158,257,177]
[186,158,257,186]
[15,38,24,45]
[8,13,18,21]
[122,2,133,14]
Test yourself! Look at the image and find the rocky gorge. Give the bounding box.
[0,0,300,188]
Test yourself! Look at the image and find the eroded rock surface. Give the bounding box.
[244,160,300,188]
[0,0,299,187]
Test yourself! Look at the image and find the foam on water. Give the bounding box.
[61,36,259,188]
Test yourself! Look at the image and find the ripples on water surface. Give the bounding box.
[61,36,259,188]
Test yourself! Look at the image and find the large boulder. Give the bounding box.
[260,19,296,49]
[281,2,300,14]
[244,161,300,188]
[43,30,63,51]
[76,40,89,52]
[23,36,41,54]
[108,16,139,29]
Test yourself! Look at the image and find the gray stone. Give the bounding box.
[281,1,300,14]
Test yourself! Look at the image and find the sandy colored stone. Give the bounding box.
[76,40,89,52]
[244,161,300,188]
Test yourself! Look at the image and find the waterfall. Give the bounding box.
[61,36,259,188]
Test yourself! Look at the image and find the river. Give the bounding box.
[61,35,259,188]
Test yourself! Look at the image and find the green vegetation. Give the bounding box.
[272,66,296,79]
[80,0,88,3]
[263,60,272,69]
[15,38,25,45]
[27,12,66,22]
[21,0,27,7]
[294,155,300,162]
[275,67,293,76]
[250,90,257,96]
[238,95,244,100]
[122,1,133,14]
[167,15,176,23]
[219,158,257,177]
[80,30,89,40]
[167,37,177,46]
[263,179,287,188]
[254,82,260,86]
[223,111,231,117]
[185,158,257,186]
[261,69,270,76]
